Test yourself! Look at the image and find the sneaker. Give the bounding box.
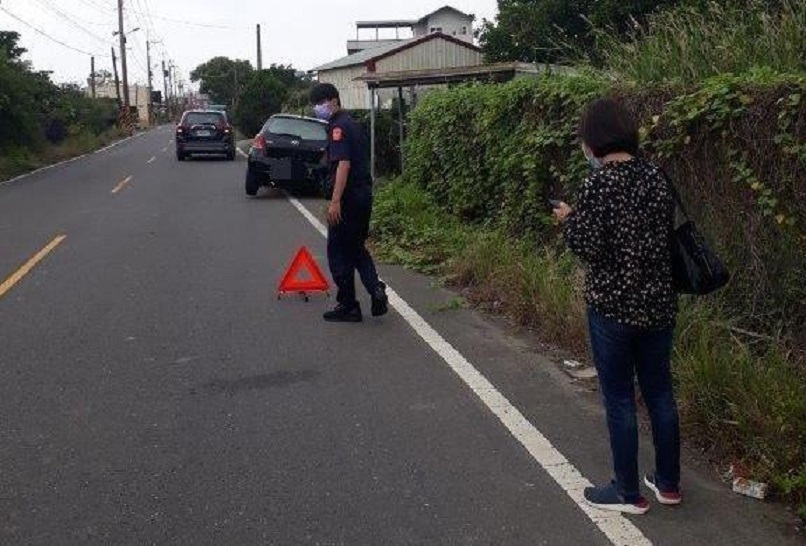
[323,303,363,323]
[644,474,682,505]
[371,282,388,317]
[583,482,650,515]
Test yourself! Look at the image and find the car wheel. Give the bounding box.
[227,150,236,161]
[245,168,261,196]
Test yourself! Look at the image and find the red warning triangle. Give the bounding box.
[278,246,330,294]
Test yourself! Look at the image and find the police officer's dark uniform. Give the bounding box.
[311,83,387,322]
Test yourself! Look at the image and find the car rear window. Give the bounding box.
[265,117,327,141]
[184,112,225,126]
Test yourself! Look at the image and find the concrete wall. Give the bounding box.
[91,83,151,125]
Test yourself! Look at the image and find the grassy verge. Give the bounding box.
[0,127,129,182]
[371,178,806,519]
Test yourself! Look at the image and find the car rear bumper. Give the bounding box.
[249,154,325,188]
[177,140,234,153]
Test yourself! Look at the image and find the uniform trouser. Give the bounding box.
[327,185,380,308]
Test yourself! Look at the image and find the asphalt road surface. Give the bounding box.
[1,127,802,545]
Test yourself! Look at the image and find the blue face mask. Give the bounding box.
[314,102,333,121]
[587,156,603,170]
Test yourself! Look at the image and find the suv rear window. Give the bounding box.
[184,112,226,126]
[265,117,326,141]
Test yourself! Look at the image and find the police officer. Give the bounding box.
[310,82,388,322]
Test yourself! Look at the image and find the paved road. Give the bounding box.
[0,127,801,545]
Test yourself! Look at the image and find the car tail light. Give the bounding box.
[224,126,232,134]
[176,125,185,134]
[253,134,266,150]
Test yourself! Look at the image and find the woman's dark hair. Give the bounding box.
[578,98,639,158]
[309,83,340,105]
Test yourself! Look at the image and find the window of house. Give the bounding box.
[430,27,442,33]
[461,26,468,35]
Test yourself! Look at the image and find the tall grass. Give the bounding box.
[596,0,806,84]
[0,127,126,182]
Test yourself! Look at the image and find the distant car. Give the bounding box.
[175,110,235,161]
[245,114,328,196]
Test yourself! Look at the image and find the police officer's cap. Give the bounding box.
[310,83,340,105]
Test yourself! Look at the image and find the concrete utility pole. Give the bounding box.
[256,24,262,70]
[162,59,169,117]
[117,0,129,110]
[146,36,153,125]
[112,46,121,107]
[90,56,96,98]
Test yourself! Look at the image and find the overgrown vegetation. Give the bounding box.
[0,31,121,181]
[374,1,806,516]
[595,0,806,84]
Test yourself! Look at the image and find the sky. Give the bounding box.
[0,0,499,90]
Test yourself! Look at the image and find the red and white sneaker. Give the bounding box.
[644,474,682,505]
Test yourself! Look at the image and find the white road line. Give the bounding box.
[286,196,653,546]
[237,148,249,158]
[147,156,156,164]
[161,147,168,153]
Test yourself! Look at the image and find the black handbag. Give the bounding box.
[665,175,730,295]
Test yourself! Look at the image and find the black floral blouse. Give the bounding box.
[564,157,677,328]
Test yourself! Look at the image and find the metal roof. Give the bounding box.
[355,20,417,28]
[313,33,481,72]
[313,38,418,72]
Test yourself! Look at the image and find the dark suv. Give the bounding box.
[176,110,235,161]
[245,114,328,196]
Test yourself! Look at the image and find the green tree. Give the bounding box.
[189,57,253,106]
[232,71,290,136]
[0,30,27,62]
[479,0,683,63]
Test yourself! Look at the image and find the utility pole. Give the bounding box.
[162,59,169,118]
[256,24,262,70]
[90,56,96,99]
[146,36,153,126]
[112,46,121,107]
[117,0,129,110]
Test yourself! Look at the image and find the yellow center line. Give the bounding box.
[0,235,67,299]
[147,156,156,164]
[112,175,133,194]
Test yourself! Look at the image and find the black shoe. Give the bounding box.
[371,282,389,317]
[323,303,363,323]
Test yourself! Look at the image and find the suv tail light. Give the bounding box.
[224,125,232,134]
[176,125,185,134]
[253,134,266,150]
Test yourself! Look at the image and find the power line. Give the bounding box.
[32,0,116,47]
[0,6,110,58]
[127,10,247,30]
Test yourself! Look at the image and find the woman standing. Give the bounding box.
[553,99,682,514]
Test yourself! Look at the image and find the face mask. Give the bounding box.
[314,102,333,121]
[587,156,603,170]
[582,145,602,170]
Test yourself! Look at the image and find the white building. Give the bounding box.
[347,6,475,55]
[90,82,151,126]
[316,31,482,110]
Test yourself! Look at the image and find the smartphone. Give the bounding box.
[548,199,563,209]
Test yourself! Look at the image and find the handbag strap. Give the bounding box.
[658,167,691,221]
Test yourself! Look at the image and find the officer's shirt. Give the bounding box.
[327,110,371,191]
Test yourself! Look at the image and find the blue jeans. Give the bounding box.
[587,308,680,501]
